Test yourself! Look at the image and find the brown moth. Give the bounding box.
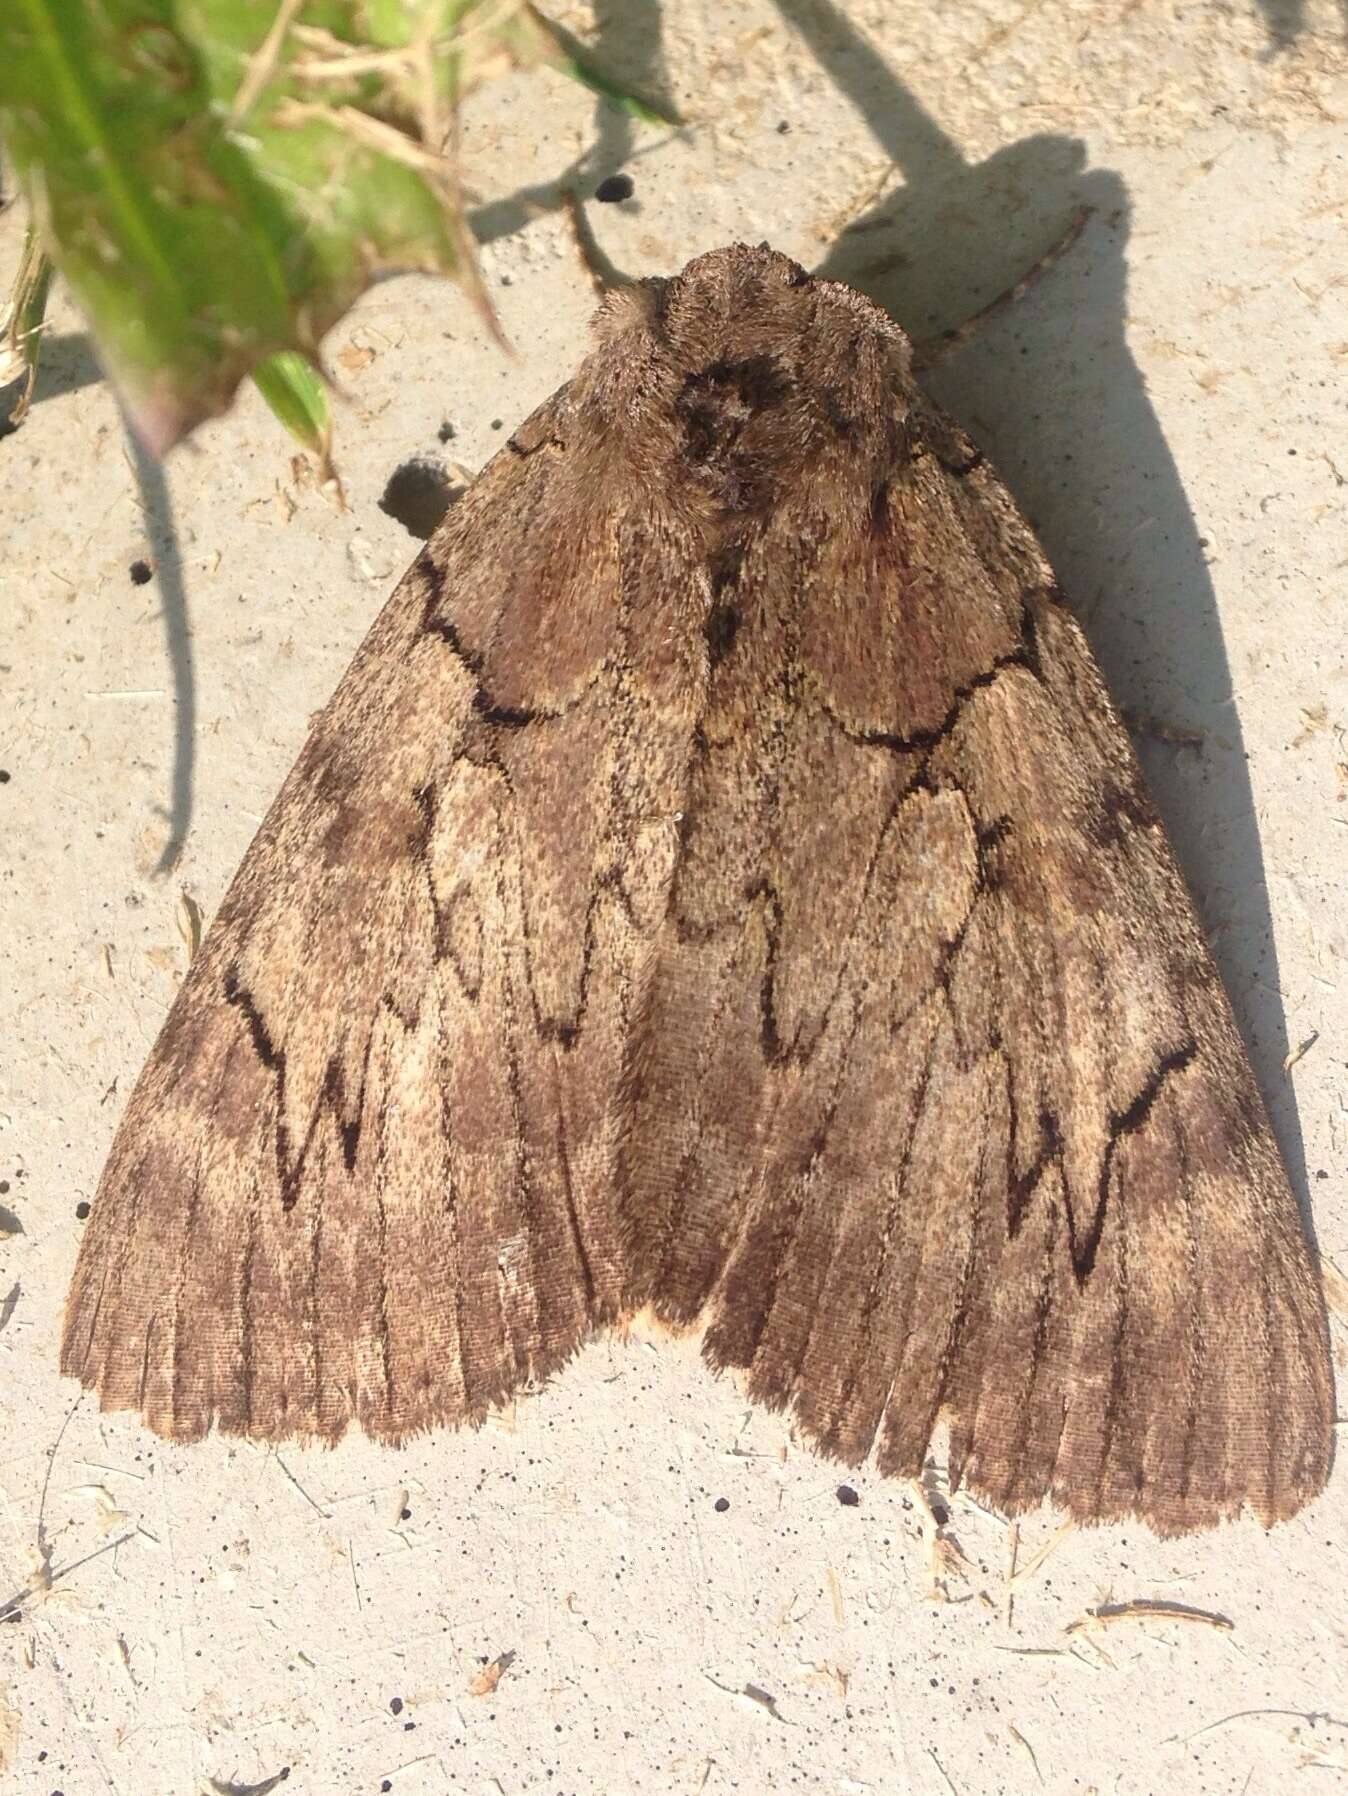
[63,243,1333,1536]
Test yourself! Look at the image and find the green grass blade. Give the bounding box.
[252,350,329,453]
[0,221,54,424]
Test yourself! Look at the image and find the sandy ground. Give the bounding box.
[2,3,1347,1792]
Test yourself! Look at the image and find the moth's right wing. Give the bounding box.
[618,396,1333,1535]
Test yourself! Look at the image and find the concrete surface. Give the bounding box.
[2,2,1346,1792]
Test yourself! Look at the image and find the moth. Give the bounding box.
[64,243,1333,1536]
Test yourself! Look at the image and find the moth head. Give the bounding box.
[586,245,913,521]
[593,244,910,375]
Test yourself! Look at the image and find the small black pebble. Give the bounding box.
[595,173,634,203]
[389,1696,404,1715]
[401,1506,412,1520]
[490,418,503,430]
[776,120,791,133]
[129,559,153,585]
[714,1496,730,1513]
[382,1784,392,1793]
[0,770,11,782]
[379,458,455,541]
[836,1484,860,1507]
[75,1201,91,1221]
[437,421,456,443]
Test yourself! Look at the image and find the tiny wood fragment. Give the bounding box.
[1063,1598,1234,1634]
[63,244,1334,1536]
[469,1649,516,1696]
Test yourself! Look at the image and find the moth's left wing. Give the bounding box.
[63,396,680,1443]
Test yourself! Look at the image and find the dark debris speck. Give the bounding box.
[129,560,153,585]
[713,1496,730,1513]
[379,458,457,541]
[836,1484,860,1507]
[595,173,634,203]
[75,1201,91,1221]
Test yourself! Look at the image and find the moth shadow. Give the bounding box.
[805,113,1314,1231]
